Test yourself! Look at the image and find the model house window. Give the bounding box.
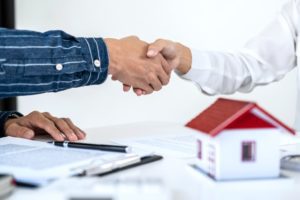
[197,140,202,159]
[242,141,256,162]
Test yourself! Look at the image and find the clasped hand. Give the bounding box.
[104,36,191,95]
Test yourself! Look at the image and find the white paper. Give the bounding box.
[113,133,198,159]
[35,177,171,200]
[0,137,132,185]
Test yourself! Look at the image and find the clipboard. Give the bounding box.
[281,155,300,171]
[16,155,163,188]
[96,154,163,177]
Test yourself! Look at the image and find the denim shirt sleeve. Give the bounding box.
[0,111,23,137]
[0,28,109,98]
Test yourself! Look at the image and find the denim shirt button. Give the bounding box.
[94,59,101,68]
[56,63,63,71]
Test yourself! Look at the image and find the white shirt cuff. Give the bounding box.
[179,49,212,81]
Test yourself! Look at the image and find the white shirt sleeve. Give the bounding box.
[180,0,299,95]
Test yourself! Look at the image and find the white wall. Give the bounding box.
[216,130,280,180]
[15,0,296,129]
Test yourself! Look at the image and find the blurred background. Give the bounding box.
[14,0,296,129]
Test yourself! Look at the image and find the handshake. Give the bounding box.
[104,36,192,96]
[2,36,193,142]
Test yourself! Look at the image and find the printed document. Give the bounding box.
[0,137,135,185]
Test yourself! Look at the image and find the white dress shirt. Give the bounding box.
[181,0,300,129]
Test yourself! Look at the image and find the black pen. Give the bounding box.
[48,141,131,153]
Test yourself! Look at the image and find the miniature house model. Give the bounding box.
[186,98,295,181]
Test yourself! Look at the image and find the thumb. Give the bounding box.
[147,39,167,58]
[5,123,35,139]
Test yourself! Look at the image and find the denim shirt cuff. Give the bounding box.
[77,37,109,85]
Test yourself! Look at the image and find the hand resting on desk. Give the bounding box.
[4,111,85,141]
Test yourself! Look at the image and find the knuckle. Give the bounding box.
[43,112,50,116]
[143,86,152,93]
[156,38,163,43]
[163,74,170,84]
[30,111,40,117]
[147,90,153,94]
[163,78,170,85]
[155,85,162,91]
[129,35,139,40]
[63,117,71,122]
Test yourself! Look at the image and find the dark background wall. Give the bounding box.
[0,0,17,111]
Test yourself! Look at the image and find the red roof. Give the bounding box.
[186,98,295,137]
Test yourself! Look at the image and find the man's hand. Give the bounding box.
[4,111,86,141]
[104,36,172,94]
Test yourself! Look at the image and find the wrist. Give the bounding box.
[1,112,23,137]
[104,38,121,75]
[176,44,192,75]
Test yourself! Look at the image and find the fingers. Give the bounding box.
[123,84,144,96]
[64,118,86,140]
[148,73,162,91]
[25,111,65,141]
[147,41,172,86]
[146,58,170,89]
[5,123,35,139]
[159,54,172,76]
[155,55,171,86]
[43,112,85,141]
[122,57,170,95]
[3,111,85,141]
[139,82,154,94]
[123,82,152,95]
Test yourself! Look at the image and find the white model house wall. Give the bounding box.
[214,129,280,180]
[195,132,211,173]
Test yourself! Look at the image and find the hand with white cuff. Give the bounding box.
[147,39,192,74]
[123,39,192,95]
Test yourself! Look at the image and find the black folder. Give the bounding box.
[16,155,163,188]
[96,154,163,177]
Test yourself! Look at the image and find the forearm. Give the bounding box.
[0,28,109,98]
[180,50,253,95]
[181,0,297,95]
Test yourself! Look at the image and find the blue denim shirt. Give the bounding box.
[0,27,109,137]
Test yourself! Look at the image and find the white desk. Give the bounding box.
[10,122,300,200]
